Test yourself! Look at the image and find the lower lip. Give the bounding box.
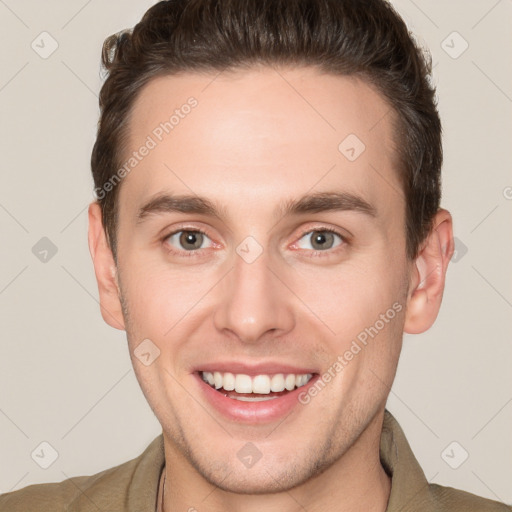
[194,373,319,424]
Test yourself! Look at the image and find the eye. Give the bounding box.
[163,229,214,254]
[161,226,347,258]
[295,228,345,253]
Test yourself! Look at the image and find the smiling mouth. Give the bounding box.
[200,371,314,401]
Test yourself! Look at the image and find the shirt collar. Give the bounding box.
[69,409,436,511]
[380,409,437,510]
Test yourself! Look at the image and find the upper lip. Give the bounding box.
[193,361,318,376]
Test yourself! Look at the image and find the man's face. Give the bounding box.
[114,67,412,492]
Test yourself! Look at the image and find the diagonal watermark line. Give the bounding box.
[273,68,337,131]
[0,0,29,28]
[61,369,132,440]
[368,108,391,132]
[200,68,227,93]
[163,267,235,337]
[417,265,438,289]
[472,61,512,103]
[0,62,29,93]
[471,396,512,439]
[199,470,233,504]
[0,203,29,233]
[266,265,336,335]
[471,471,505,503]
[0,265,28,295]
[470,204,499,233]
[471,266,512,308]
[471,0,502,29]
[60,265,124,328]
[60,203,89,233]
[397,471,439,512]
[427,471,440,483]
[60,470,102,511]
[264,408,296,439]
[7,472,30,492]
[266,163,337,234]
[407,0,439,28]
[163,368,234,437]
[61,0,93,29]
[370,369,440,438]
[200,473,232,501]
[369,163,403,198]
[163,162,233,237]
[264,468,308,511]
[0,407,29,438]
[61,60,98,98]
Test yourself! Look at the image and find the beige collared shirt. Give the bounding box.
[1,410,509,511]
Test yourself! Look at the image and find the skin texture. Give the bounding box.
[88,66,454,512]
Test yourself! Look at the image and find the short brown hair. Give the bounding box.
[91,0,442,261]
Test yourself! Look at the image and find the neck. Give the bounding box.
[161,411,391,512]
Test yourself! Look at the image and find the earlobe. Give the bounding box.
[88,202,126,331]
[403,209,454,334]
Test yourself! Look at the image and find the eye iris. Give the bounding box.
[311,232,334,250]
[180,231,203,250]
[174,231,337,251]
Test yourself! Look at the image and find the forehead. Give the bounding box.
[120,66,402,223]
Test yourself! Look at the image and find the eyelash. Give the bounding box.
[161,226,348,259]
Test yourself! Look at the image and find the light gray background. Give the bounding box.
[1,0,511,505]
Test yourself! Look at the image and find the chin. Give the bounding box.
[202,468,303,495]
[188,445,329,496]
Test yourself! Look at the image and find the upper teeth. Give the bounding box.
[201,371,313,394]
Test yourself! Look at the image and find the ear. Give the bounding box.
[88,202,125,331]
[403,209,454,334]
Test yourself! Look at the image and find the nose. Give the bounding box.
[213,243,296,344]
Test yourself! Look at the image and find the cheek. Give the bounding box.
[120,256,219,341]
[301,259,404,334]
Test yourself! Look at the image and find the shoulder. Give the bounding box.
[0,434,164,512]
[0,459,136,512]
[381,410,510,512]
[428,483,512,511]
[0,470,109,511]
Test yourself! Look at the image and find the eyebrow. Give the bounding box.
[136,191,377,224]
